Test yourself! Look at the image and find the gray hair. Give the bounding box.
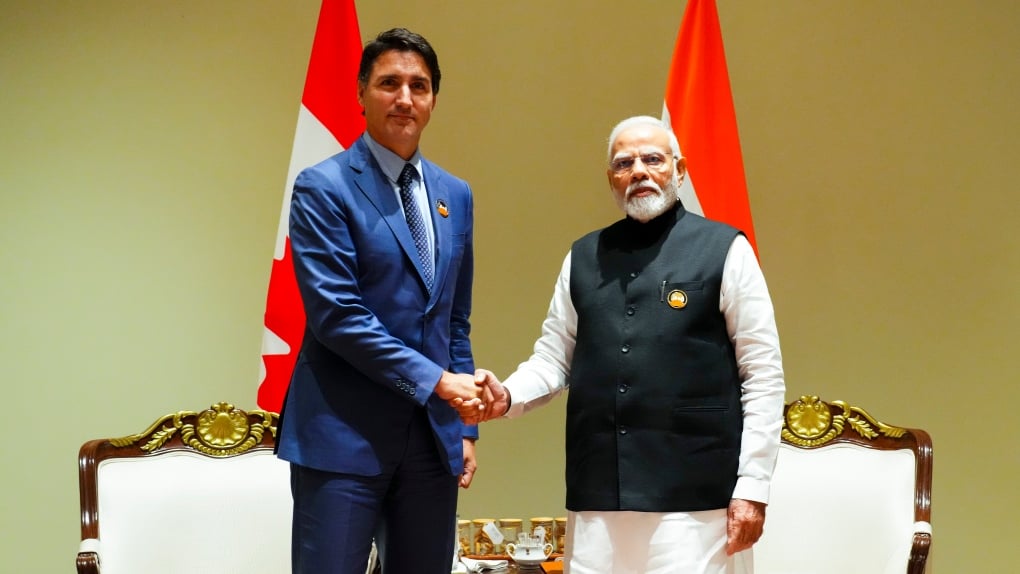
[606,116,682,163]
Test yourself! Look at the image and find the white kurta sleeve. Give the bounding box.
[720,235,786,504]
[503,252,577,418]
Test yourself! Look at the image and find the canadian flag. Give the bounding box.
[662,0,758,256]
[258,0,364,412]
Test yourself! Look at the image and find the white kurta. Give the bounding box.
[567,510,753,574]
[503,235,785,573]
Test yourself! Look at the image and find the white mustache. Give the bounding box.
[626,181,663,199]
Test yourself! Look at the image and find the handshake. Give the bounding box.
[435,369,509,425]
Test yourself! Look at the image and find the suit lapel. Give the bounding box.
[348,138,432,291]
[423,160,451,301]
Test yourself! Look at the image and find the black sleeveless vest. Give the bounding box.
[566,204,742,512]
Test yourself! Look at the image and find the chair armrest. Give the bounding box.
[77,538,101,574]
[881,521,933,574]
[909,522,932,574]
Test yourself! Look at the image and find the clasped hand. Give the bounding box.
[435,369,508,425]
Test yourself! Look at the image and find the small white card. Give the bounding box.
[482,520,504,545]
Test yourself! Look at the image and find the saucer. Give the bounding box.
[509,555,547,568]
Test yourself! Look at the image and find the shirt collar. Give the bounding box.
[363,133,423,185]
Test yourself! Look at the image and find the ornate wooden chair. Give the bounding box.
[76,403,290,573]
[754,395,933,574]
[77,403,321,573]
[77,402,380,574]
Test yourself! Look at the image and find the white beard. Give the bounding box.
[616,171,681,223]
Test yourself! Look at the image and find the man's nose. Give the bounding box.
[630,162,650,180]
[395,85,412,106]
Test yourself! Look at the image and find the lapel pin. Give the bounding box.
[436,199,449,218]
[667,290,688,309]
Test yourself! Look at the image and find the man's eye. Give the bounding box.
[612,159,635,172]
[642,154,664,167]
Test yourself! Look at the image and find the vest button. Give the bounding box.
[629,271,639,278]
[619,426,628,435]
[621,345,630,353]
[626,307,635,316]
[618,384,628,393]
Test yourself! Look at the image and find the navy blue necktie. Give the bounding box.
[398,163,434,291]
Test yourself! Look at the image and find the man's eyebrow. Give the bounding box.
[375,73,430,82]
[612,148,666,159]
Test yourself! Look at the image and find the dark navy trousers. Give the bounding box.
[290,409,459,574]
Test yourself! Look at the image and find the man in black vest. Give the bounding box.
[461,116,785,573]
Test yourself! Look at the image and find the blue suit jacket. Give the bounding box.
[276,135,476,476]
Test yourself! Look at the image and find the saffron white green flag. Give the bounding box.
[663,0,758,256]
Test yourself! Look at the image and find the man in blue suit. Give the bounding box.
[277,28,484,574]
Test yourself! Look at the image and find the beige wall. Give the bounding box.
[1,1,1016,571]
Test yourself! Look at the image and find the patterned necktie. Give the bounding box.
[398,163,434,291]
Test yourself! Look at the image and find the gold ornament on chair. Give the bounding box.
[110,402,277,456]
[782,395,907,447]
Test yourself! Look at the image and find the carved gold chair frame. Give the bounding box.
[779,395,933,574]
[76,403,279,574]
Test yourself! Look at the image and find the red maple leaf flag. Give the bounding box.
[662,0,758,256]
[258,0,365,412]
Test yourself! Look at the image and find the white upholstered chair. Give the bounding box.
[76,402,378,574]
[754,395,933,574]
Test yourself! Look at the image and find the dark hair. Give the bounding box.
[358,28,441,95]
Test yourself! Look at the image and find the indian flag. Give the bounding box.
[663,0,758,256]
